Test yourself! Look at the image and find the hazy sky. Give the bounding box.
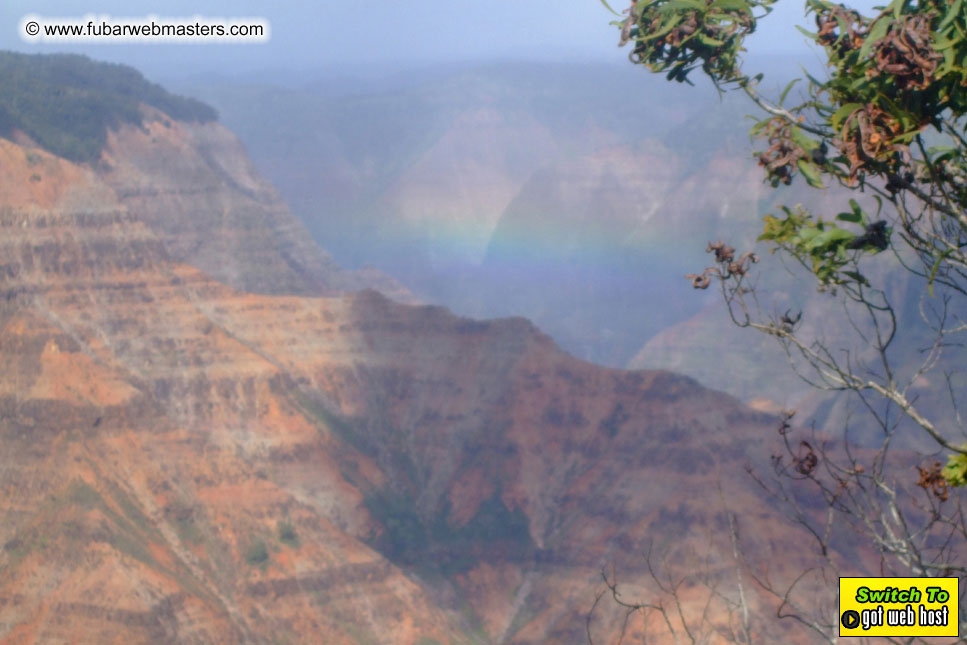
[0,0,856,82]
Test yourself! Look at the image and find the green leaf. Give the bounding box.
[664,0,708,10]
[858,17,890,59]
[871,195,883,220]
[833,13,848,35]
[939,0,963,30]
[927,145,959,161]
[709,0,754,14]
[836,198,866,225]
[927,248,955,297]
[837,210,862,223]
[779,78,800,106]
[789,126,817,151]
[830,103,863,130]
[797,158,825,188]
[698,32,727,47]
[797,227,821,244]
[806,226,854,250]
[848,74,871,92]
[648,15,686,40]
[600,0,620,14]
[890,0,903,20]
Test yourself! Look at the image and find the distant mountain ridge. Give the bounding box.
[178,62,963,439]
[174,64,721,366]
[176,64,828,369]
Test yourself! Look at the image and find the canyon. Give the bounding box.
[186,64,964,441]
[0,54,848,643]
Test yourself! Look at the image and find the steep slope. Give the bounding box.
[0,56,853,643]
[0,51,408,303]
[0,131,835,644]
[0,138,461,644]
[98,111,409,300]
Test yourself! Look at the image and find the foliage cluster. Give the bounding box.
[611,0,967,475]
[602,0,967,639]
[0,51,216,163]
[611,0,967,296]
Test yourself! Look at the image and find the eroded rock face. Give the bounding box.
[0,137,457,644]
[0,113,825,644]
[98,107,411,301]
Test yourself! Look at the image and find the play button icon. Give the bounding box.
[841,610,860,630]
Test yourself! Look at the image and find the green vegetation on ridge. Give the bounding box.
[0,51,216,163]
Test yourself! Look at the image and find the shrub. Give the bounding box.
[245,539,269,565]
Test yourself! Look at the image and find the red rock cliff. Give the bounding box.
[0,104,830,644]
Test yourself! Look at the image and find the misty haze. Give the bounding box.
[0,0,964,643]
